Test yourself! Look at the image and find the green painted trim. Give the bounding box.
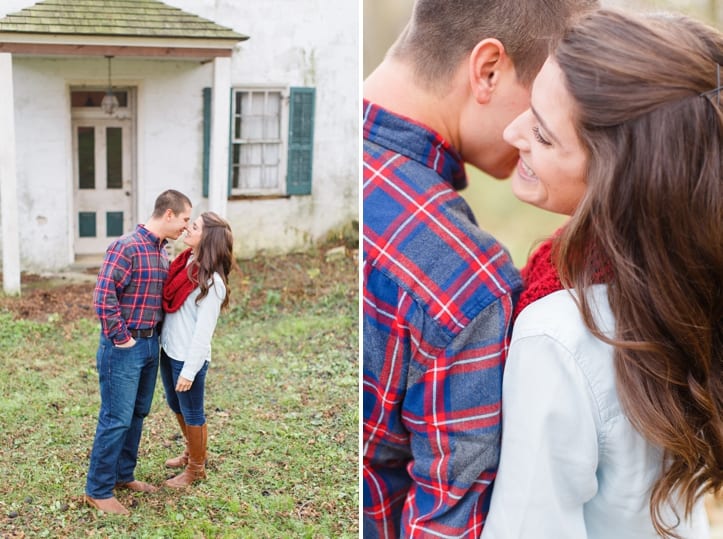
[228,87,233,197]
[202,87,211,198]
[78,211,96,237]
[286,87,315,196]
[106,211,123,237]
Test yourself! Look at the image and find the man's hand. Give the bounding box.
[115,337,136,348]
[176,376,193,392]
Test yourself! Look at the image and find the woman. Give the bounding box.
[160,211,233,488]
[483,9,721,539]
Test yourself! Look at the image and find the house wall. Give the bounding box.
[8,56,213,270]
[10,58,74,271]
[166,0,359,258]
[0,0,358,271]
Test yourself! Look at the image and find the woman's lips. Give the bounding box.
[516,158,538,182]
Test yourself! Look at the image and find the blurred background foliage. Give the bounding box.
[363,0,721,265]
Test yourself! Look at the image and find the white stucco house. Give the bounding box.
[0,0,358,293]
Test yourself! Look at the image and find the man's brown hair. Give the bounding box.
[390,0,598,91]
[152,189,192,218]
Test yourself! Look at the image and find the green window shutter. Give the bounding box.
[228,88,234,197]
[202,87,211,198]
[286,87,315,196]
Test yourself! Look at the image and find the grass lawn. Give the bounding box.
[0,245,358,538]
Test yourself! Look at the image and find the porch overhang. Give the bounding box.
[0,33,244,61]
[0,0,249,55]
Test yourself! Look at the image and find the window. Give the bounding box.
[202,86,315,198]
[231,89,283,194]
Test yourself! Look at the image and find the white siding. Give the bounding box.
[165,0,359,257]
[0,0,358,270]
[9,57,213,270]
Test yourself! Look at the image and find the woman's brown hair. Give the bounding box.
[553,9,722,538]
[188,212,234,311]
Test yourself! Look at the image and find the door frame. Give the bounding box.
[70,86,136,260]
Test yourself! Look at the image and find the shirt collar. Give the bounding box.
[363,99,468,190]
[137,224,167,248]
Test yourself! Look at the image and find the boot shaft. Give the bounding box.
[186,424,207,465]
[165,413,190,468]
[164,423,207,489]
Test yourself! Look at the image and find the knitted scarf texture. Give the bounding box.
[514,229,610,320]
[162,247,198,313]
[513,237,563,321]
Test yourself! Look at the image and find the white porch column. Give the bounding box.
[0,53,21,295]
[208,56,231,218]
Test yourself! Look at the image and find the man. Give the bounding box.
[362,1,599,536]
[84,189,192,515]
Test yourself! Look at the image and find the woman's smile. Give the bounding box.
[516,158,538,182]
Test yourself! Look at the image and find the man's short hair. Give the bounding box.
[152,189,192,218]
[390,0,599,91]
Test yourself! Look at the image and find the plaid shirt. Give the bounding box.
[94,224,169,344]
[363,100,522,538]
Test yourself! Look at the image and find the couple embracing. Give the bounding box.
[363,1,721,538]
[83,189,234,516]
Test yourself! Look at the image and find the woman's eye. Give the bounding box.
[532,126,552,147]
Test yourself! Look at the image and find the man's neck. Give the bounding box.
[143,218,165,242]
[364,58,465,149]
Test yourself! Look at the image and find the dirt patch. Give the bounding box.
[0,245,358,323]
[0,280,97,322]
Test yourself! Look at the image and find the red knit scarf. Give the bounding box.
[514,230,611,320]
[162,248,198,313]
[513,237,563,321]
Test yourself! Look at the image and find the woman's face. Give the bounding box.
[183,216,204,250]
[503,57,588,216]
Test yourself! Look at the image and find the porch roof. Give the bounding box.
[0,0,248,59]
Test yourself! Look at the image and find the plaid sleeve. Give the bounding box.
[363,100,520,537]
[402,296,506,537]
[93,241,133,344]
[364,273,511,538]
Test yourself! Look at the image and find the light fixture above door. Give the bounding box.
[101,55,119,115]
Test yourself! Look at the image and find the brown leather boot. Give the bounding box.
[165,413,189,468]
[164,423,207,489]
[84,495,130,516]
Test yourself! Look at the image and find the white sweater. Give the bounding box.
[160,272,226,382]
[483,286,710,539]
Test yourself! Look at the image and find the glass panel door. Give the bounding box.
[72,118,132,255]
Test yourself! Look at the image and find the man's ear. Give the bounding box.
[164,208,175,221]
[468,38,506,103]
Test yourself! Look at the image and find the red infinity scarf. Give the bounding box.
[514,230,611,320]
[513,237,562,321]
[162,248,198,313]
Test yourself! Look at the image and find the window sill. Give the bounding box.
[228,194,291,201]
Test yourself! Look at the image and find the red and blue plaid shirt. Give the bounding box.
[363,100,522,538]
[93,224,169,345]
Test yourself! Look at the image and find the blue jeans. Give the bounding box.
[85,333,159,499]
[159,348,208,426]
